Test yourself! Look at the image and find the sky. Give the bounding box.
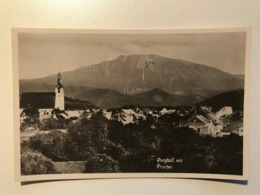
[18,31,247,79]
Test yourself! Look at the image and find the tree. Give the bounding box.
[67,111,126,171]
[21,152,58,175]
[29,131,70,161]
[84,153,120,173]
[67,111,111,155]
[40,117,67,130]
[20,108,40,132]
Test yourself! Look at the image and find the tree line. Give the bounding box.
[21,110,243,175]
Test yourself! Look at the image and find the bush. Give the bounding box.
[21,152,58,175]
[41,117,67,130]
[68,111,111,154]
[29,131,71,161]
[20,116,41,132]
[84,153,120,173]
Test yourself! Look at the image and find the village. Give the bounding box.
[19,72,243,141]
[20,100,243,141]
[18,72,244,177]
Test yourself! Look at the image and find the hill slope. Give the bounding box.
[75,88,213,109]
[20,92,97,110]
[75,88,135,109]
[195,90,244,111]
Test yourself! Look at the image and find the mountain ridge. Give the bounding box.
[195,89,244,112]
[20,54,244,105]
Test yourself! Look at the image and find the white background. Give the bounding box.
[1,0,260,194]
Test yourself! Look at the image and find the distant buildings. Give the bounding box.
[185,106,243,137]
[19,73,243,137]
[20,73,84,123]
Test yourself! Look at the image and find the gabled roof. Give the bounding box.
[206,112,221,125]
[196,115,211,124]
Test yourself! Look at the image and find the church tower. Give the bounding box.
[55,72,65,110]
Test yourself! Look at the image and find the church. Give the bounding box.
[54,72,65,110]
[20,73,91,122]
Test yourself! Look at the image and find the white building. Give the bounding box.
[159,108,176,115]
[188,114,223,137]
[215,106,233,119]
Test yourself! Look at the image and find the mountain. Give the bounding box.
[74,88,180,109]
[75,88,135,109]
[133,88,209,107]
[233,74,245,80]
[195,90,244,112]
[20,54,244,98]
[79,88,245,110]
[75,88,212,109]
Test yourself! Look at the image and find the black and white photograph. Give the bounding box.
[13,28,250,181]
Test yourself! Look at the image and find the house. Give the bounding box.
[233,127,243,136]
[108,108,146,125]
[186,106,224,137]
[160,108,176,115]
[187,115,210,133]
[222,119,243,136]
[215,106,233,119]
[187,115,222,137]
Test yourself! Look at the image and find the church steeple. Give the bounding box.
[56,72,63,92]
[55,72,65,110]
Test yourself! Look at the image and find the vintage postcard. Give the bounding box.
[13,28,250,182]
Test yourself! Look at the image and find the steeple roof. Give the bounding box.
[56,72,63,91]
